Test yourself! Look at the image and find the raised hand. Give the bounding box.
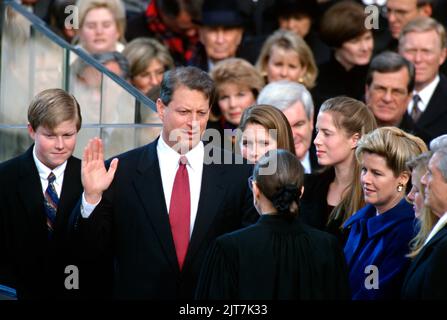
[81,137,118,204]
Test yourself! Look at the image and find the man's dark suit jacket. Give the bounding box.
[399,113,430,144]
[74,139,258,299]
[308,143,321,174]
[400,74,447,145]
[401,225,447,299]
[0,146,82,299]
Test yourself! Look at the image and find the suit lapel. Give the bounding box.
[56,156,82,234]
[18,147,46,225]
[132,140,179,273]
[185,161,225,267]
[418,76,447,128]
[405,226,447,280]
[399,113,416,133]
[309,143,321,172]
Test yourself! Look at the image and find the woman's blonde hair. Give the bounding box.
[211,58,265,98]
[355,127,428,178]
[255,30,318,88]
[319,97,377,226]
[406,152,439,258]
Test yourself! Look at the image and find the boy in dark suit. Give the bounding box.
[0,88,83,299]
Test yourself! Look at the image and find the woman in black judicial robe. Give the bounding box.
[195,150,350,300]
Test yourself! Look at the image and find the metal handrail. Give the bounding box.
[2,0,156,112]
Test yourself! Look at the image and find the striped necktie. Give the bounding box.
[44,172,59,236]
[411,94,422,122]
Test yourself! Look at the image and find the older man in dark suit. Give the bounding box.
[75,66,258,299]
[399,17,447,144]
[402,146,447,299]
[0,89,83,299]
[364,51,437,144]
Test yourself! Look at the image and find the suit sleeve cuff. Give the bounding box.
[81,192,101,218]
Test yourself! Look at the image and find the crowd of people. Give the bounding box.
[1,0,447,300]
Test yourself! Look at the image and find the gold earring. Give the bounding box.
[298,77,304,83]
[397,184,403,192]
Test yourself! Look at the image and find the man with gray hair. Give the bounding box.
[430,134,447,151]
[402,146,447,299]
[364,51,432,142]
[399,17,447,144]
[257,80,319,173]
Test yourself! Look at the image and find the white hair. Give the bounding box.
[257,80,314,120]
[433,147,447,182]
[430,134,447,152]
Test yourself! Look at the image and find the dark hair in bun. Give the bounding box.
[253,149,304,219]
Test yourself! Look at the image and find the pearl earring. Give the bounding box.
[397,184,403,192]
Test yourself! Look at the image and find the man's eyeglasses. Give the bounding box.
[370,85,408,99]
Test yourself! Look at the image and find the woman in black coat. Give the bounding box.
[299,97,377,244]
[196,150,350,299]
[312,1,374,110]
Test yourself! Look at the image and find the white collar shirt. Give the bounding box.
[157,136,204,237]
[408,75,440,115]
[32,145,67,197]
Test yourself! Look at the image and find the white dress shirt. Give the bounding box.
[32,145,66,197]
[157,136,204,237]
[424,211,447,246]
[82,137,205,238]
[362,0,386,5]
[408,75,440,115]
[300,151,312,174]
[207,59,216,72]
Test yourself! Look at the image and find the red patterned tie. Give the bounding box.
[169,156,190,270]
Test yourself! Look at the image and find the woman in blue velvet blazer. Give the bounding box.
[343,127,427,300]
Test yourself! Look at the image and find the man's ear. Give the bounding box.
[365,85,370,104]
[252,181,261,200]
[156,98,165,122]
[439,47,447,66]
[234,28,243,47]
[198,27,206,45]
[299,186,304,199]
[27,123,36,140]
[419,4,432,17]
